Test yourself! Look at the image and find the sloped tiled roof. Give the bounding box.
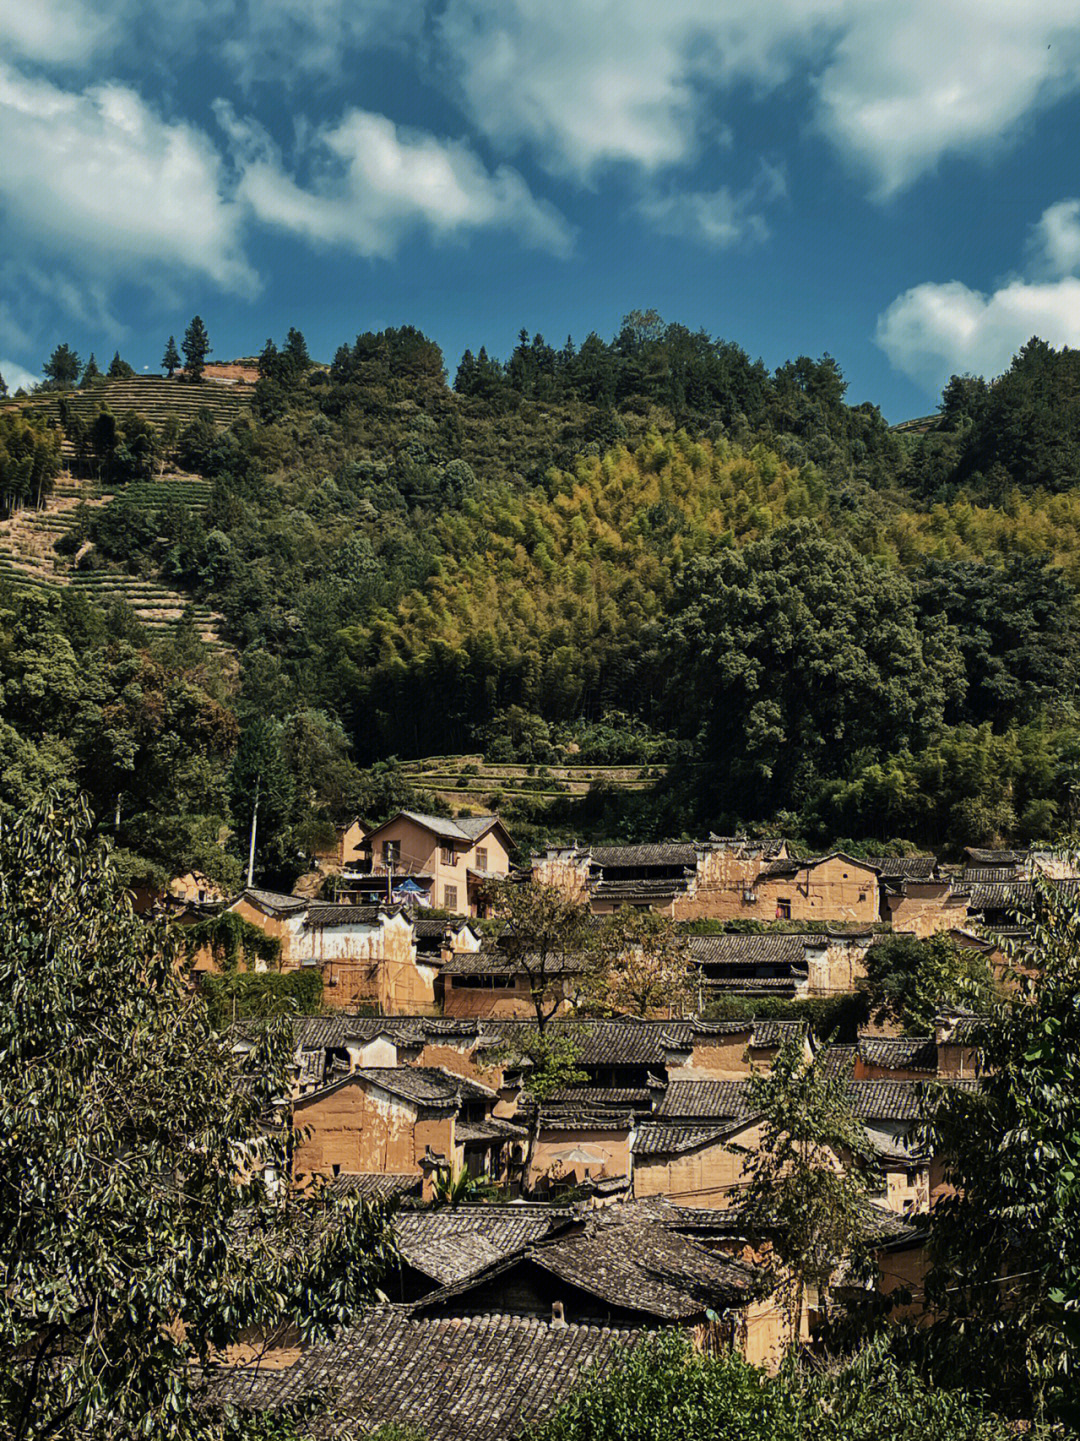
[199,1310,637,1441]
[965,847,1029,865]
[443,942,587,976]
[357,1066,497,1106]
[845,1079,979,1121]
[634,1122,734,1156]
[390,810,500,844]
[239,887,307,914]
[304,903,402,928]
[866,856,937,880]
[656,1080,757,1121]
[589,843,698,868]
[394,1208,567,1283]
[817,1046,856,1078]
[325,1172,422,1202]
[415,1207,763,1322]
[857,1037,937,1072]
[456,1117,527,1143]
[688,933,813,965]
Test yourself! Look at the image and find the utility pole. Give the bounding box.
[246,773,260,889]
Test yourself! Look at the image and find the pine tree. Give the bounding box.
[161,335,181,378]
[79,353,101,388]
[42,343,81,391]
[180,316,211,383]
[107,350,134,378]
[283,327,311,373]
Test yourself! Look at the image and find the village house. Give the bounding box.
[222,889,442,1012]
[409,1202,790,1365]
[349,810,514,915]
[441,939,587,1019]
[291,1065,525,1199]
[390,1206,568,1303]
[532,839,880,924]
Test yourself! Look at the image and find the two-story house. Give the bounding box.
[357,811,513,915]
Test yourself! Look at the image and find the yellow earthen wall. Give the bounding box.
[530,1127,630,1187]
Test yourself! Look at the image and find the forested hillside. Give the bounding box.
[5,317,1080,887]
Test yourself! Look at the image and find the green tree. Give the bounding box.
[79,353,102,387]
[861,932,995,1035]
[162,334,181,377]
[230,718,296,885]
[585,906,693,1017]
[484,879,615,1185]
[665,522,963,817]
[42,343,81,390]
[919,870,1080,1426]
[731,1037,873,1339]
[182,315,212,383]
[529,1331,1016,1441]
[107,350,135,378]
[0,795,395,1441]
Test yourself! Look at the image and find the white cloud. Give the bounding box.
[0,0,125,66]
[639,164,785,248]
[436,0,1080,195]
[876,199,1080,391]
[0,359,39,394]
[1028,198,1080,279]
[437,0,837,180]
[0,65,256,295]
[816,2,1080,197]
[217,102,574,258]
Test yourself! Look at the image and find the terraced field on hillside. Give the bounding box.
[0,471,225,646]
[2,376,250,459]
[399,754,667,811]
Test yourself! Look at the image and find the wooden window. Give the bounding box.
[382,840,400,865]
[475,847,488,872]
[441,846,456,866]
[444,884,458,911]
[776,898,792,919]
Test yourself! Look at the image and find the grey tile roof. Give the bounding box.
[304,903,401,928]
[199,1310,637,1441]
[656,1081,757,1121]
[415,1207,764,1322]
[355,1066,497,1107]
[393,810,499,844]
[240,887,307,914]
[325,1173,422,1202]
[443,942,586,976]
[589,878,690,900]
[964,867,1022,884]
[688,933,812,966]
[965,848,1029,865]
[394,1208,567,1283]
[545,1087,656,1109]
[456,1117,527,1143]
[845,1079,979,1120]
[857,1037,937,1072]
[866,856,937,879]
[588,843,699,868]
[634,1123,735,1156]
[817,1046,856,1078]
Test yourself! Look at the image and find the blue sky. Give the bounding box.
[3,1,1080,421]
